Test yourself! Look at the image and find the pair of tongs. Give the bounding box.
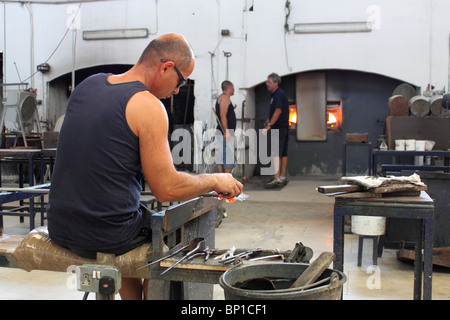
[137,237,205,272]
[203,192,249,203]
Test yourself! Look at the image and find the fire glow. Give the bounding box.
[326,101,342,131]
[288,105,297,130]
[327,112,337,125]
[289,107,297,125]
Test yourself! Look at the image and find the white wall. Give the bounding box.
[1,0,449,127]
[244,0,450,91]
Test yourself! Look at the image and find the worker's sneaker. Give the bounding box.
[280,178,288,186]
[264,178,283,189]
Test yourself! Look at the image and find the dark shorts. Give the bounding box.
[268,127,289,157]
[55,203,152,260]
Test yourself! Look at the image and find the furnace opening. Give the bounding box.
[326,100,342,131]
[288,104,297,131]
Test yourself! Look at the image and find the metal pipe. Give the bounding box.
[0,187,49,193]
[24,2,35,89]
[294,21,372,34]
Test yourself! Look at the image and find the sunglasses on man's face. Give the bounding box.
[161,59,188,88]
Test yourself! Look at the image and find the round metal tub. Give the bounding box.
[219,263,346,300]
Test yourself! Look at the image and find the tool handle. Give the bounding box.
[317,184,363,193]
[289,252,336,288]
[136,244,188,270]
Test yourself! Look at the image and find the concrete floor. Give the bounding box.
[0,175,449,300]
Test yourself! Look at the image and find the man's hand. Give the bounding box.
[214,173,243,199]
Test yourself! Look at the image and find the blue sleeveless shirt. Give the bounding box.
[215,101,236,134]
[47,73,150,251]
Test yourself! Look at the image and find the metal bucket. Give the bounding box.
[219,263,346,300]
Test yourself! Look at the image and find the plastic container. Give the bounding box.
[351,216,386,236]
[405,139,416,151]
[415,140,426,165]
[395,139,405,151]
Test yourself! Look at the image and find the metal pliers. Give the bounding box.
[137,237,205,271]
[187,247,216,261]
[160,238,206,275]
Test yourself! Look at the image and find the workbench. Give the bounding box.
[333,192,434,300]
[5,192,308,300]
[4,196,223,300]
[373,150,450,174]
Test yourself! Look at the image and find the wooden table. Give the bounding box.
[333,192,434,300]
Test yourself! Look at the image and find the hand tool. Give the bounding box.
[317,184,364,194]
[214,245,236,260]
[187,247,216,261]
[204,248,216,260]
[286,241,313,263]
[218,248,262,264]
[136,237,204,271]
[141,190,249,202]
[289,251,336,289]
[248,254,284,262]
[160,238,206,275]
[202,192,249,203]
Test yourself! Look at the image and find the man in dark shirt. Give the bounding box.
[264,73,289,188]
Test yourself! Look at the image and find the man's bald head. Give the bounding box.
[137,33,194,71]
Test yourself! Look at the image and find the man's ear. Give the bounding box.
[159,60,174,76]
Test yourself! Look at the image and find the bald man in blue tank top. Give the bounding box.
[47,33,243,299]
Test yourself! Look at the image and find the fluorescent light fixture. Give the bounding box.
[294,21,372,34]
[83,28,149,40]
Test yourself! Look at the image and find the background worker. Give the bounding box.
[215,80,237,173]
[264,72,289,189]
[47,33,243,300]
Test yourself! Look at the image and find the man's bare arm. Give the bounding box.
[127,91,242,202]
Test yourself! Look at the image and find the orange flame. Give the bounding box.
[327,112,337,125]
[289,108,297,125]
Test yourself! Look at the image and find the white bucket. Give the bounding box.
[415,140,426,165]
[351,216,386,236]
[405,139,416,151]
[415,140,426,151]
[395,139,405,151]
